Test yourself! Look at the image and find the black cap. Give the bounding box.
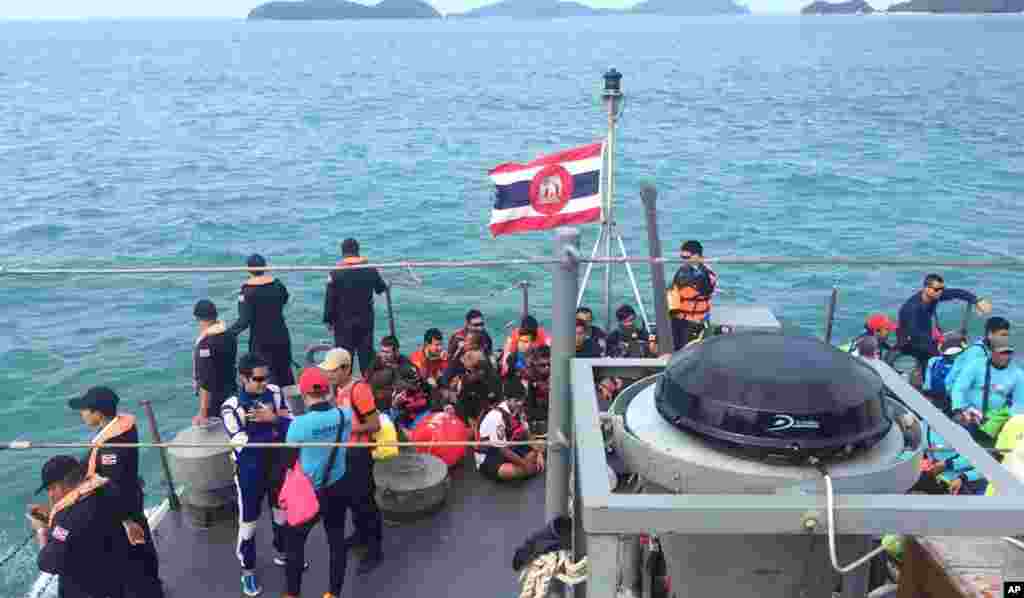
[246,254,267,269]
[193,299,218,320]
[68,386,119,414]
[36,455,80,494]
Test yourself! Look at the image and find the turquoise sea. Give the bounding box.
[2,14,1024,595]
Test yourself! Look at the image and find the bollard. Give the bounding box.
[547,227,579,522]
[641,184,674,355]
[141,400,181,511]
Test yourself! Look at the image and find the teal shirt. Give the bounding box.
[950,359,1024,414]
[286,403,352,489]
[944,339,988,391]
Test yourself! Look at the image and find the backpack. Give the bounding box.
[927,357,955,396]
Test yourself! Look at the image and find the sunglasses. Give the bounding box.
[468,321,485,328]
[681,253,694,259]
[249,376,268,383]
[929,286,945,293]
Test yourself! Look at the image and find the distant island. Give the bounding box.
[886,0,1022,11]
[248,0,441,20]
[801,0,874,12]
[449,0,749,18]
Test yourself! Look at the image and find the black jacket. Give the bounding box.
[38,483,126,598]
[194,323,238,400]
[227,278,292,350]
[606,325,652,358]
[897,288,977,356]
[323,260,387,328]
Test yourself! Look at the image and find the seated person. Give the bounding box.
[364,335,418,413]
[922,335,966,413]
[950,335,1024,446]
[443,349,501,431]
[597,377,624,403]
[841,313,898,360]
[606,305,653,358]
[501,315,550,378]
[391,368,432,432]
[476,395,545,482]
[409,328,449,389]
[505,346,551,424]
[575,319,603,358]
[945,316,1011,391]
[448,309,494,359]
[576,307,607,354]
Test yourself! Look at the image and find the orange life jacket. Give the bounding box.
[667,267,717,322]
[410,349,448,381]
[49,476,109,528]
[336,380,376,443]
[86,415,137,479]
[500,327,551,377]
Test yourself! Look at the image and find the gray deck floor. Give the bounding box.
[152,464,546,597]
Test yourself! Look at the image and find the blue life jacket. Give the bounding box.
[926,356,956,396]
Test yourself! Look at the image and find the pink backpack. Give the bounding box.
[278,408,344,526]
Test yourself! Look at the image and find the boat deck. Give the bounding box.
[151,462,546,597]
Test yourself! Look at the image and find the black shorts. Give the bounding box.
[479,453,505,481]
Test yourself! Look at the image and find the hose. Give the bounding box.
[822,470,887,574]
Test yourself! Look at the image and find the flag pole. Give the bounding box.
[602,68,622,332]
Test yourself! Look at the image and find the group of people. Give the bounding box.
[841,273,1024,496]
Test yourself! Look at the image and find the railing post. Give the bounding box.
[141,400,180,511]
[521,281,530,319]
[641,184,674,355]
[824,287,839,345]
[548,227,579,522]
[384,283,397,339]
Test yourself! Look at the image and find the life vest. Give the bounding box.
[410,349,447,381]
[49,475,110,528]
[86,415,137,479]
[336,380,376,443]
[371,414,399,461]
[667,265,717,322]
[500,327,550,377]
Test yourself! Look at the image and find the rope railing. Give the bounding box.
[2,255,1023,276]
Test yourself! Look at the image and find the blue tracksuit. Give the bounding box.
[222,384,291,571]
[944,339,989,392]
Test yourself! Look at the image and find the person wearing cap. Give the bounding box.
[318,349,384,573]
[842,313,898,360]
[226,253,296,389]
[922,334,967,412]
[606,304,653,358]
[68,386,161,586]
[950,335,1024,445]
[220,353,294,597]
[667,240,718,351]
[192,299,238,426]
[32,455,163,598]
[323,238,388,374]
[945,316,1012,392]
[282,367,353,598]
[896,273,992,374]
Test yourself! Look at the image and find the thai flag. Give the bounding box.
[487,142,604,237]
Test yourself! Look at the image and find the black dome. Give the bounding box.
[654,332,892,463]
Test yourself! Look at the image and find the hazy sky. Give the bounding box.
[0,0,808,19]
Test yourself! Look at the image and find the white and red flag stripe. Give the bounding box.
[487,142,604,237]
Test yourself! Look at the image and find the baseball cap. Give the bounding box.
[193,299,218,320]
[941,334,966,356]
[299,367,330,396]
[36,455,81,494]
[68,386,119,413]
[866,314,898,333]
[990,336,1014,354]
[318,348,352,371]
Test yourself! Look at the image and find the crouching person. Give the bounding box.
[476,395,545,482]
[282,368,353,598]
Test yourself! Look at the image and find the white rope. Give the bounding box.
[824,473,887,574]
[518,550,588,598]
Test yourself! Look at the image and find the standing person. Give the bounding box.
[896,273,991,374]
[32,455,159,598]
[192,299,238,426]
[282,368,353,598]
[323,238,388,374]
[227,254,296,388]
[221,353,293,597]
[319,351,385,574]
[667,240,717,351]
[448,309,494,359]
[68,387,161,587]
